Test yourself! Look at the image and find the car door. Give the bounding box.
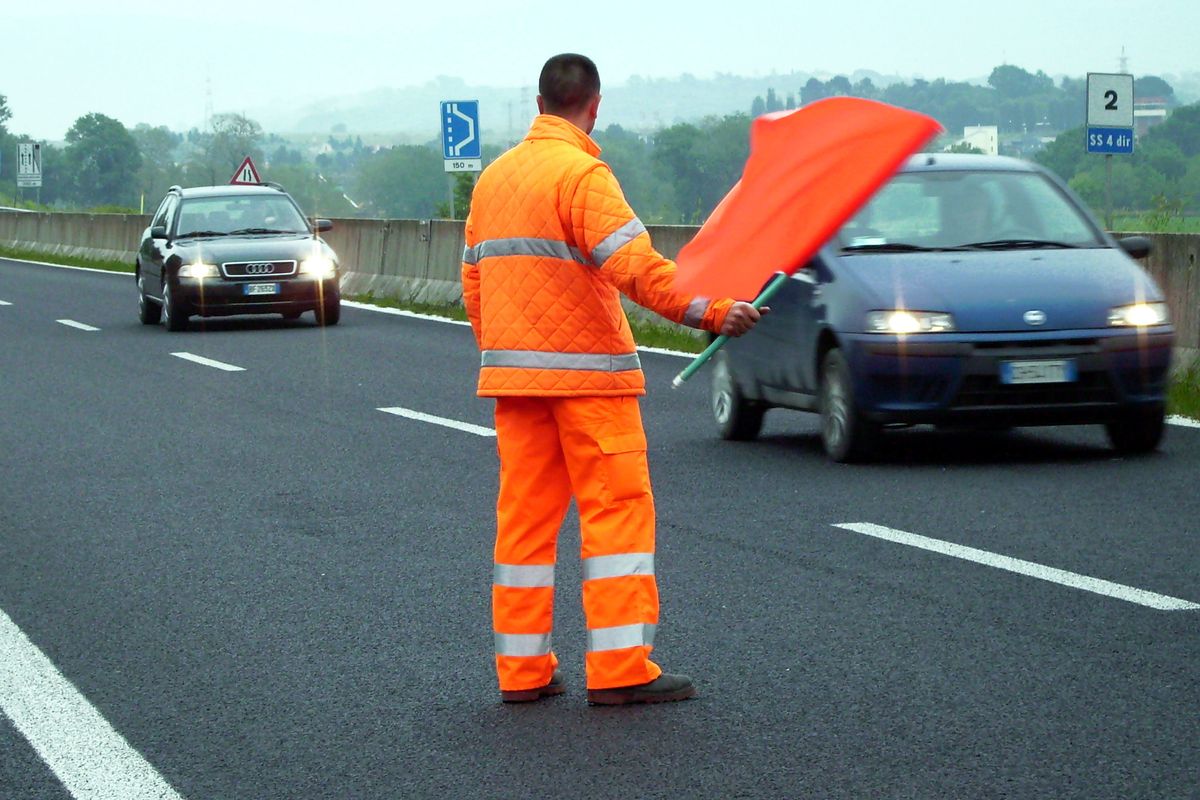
[748,254,829,399]
[143,196,178,293]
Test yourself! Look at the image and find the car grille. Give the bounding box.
[221,260,297,279]
[953,371,1117,408]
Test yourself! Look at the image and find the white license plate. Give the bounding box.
[244,283,279,296]
[1000,359,1077,384]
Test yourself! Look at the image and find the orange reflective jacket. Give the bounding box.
[462,114,732,397]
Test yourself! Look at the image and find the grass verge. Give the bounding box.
[3,245,1196,410]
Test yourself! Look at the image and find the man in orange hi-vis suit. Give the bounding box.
[462,53,763,706]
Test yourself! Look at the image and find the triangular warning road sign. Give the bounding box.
[230,156,262,185]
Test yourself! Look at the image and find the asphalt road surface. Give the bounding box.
[2,257,1197,799]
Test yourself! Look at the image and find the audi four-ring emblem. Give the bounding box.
[245,263,276,275]
[1023,310,1047,326]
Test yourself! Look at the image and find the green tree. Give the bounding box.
[353,144,445,218]
[800,77,826,106]
[185,112,263,185]
[1135,76,1175,104]
[131,124,182,210]
[60,113,142,208]
[988,65,1053,98]
[750,95,766,117]
[765,88,782,113]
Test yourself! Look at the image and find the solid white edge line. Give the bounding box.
[834,522,1199,611]
[55,319,100,332]
[0,607,186,799]
[0,255,132,276]
[378,406,496,437]
[170,352,245,372]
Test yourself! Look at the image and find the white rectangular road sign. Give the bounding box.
[1087,73,1134,128]
[17,142,42,188]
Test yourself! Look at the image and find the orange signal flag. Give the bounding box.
[674,97,943,299]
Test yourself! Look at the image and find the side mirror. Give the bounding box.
[1118,235,1152,259]
[314,219,333,233]
[150,224,168,239]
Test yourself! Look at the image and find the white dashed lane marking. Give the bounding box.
[834,522,1199,611]
[378,406,495,437]
[0,300,12,306]
[55,319,100,332]
[170,352,245,372]
[0,607,186,799]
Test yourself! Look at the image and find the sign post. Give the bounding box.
[441,100,482,220]
[1086,72,1134,229]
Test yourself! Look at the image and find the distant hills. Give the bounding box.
[261,69,1200,141]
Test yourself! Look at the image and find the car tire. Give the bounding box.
[1105,405,1166,455]
[162,279,189,332]
[711,350,764,440]
[819,348,878,462]
[316,295,341,327]
[137,269,161,325]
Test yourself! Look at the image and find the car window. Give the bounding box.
[162,197,180,232]
[175,195,308,236]
[838,170,1104,250]
[151,196,172,228]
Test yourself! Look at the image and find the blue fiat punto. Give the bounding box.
[711,153,1174,461]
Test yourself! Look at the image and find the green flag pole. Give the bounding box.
[671,271,791,389]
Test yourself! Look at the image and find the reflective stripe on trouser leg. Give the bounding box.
[492,397,571,691]
[551,396,663,690]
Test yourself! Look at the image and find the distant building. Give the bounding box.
[1134,96,1169,136]
[956,125,999,156]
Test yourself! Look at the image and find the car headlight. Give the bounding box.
[1108,302,1169,327]
[865,310,956,334]
[178,262,219,278]
[300,256,336,279]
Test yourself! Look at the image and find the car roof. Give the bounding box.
[900,153,1040,173]
[175,185,289,199]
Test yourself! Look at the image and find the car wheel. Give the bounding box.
[316,295,341,327]
[711,350,764,440]
[137,270,161,325]
[162,279,189,332]
[819,348,878,462]
[1106,405,1166,455]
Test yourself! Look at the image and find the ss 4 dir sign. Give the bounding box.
[1087,128,1133,154]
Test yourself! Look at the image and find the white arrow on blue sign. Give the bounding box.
[441,100,482,172]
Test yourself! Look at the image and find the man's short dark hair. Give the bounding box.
[539,54,601,113]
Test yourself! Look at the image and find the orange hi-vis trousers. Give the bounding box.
[492,395,663,692]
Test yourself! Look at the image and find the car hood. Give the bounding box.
[173,234,331,263]
[835,248,1163,332]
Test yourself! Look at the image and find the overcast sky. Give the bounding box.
[3,0,1197,139]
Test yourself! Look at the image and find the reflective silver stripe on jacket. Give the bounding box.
[682,297,710,329]
[591,218,648,268]
[481,350,642,372]
[581,553,654,582]
[587,622,657,653]
[494,632,552,657]
[463,238,590,266]
[494,563,555,588]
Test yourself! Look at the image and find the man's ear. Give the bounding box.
[536,95,546,115]
[585,94,601,132]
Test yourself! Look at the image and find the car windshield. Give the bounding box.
[175,195,308,237]
[836,169,1106,252]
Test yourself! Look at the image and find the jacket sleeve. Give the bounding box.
[461,213,482,347]
[568,164,732,334]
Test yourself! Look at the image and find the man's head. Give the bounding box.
[537,53,601,133]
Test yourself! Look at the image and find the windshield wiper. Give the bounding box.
[961,238,1080,250]
[176,229,228,238]
[841,242,964,253]
[227,227,294,235]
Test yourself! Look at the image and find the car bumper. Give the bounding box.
[176,275,339,317]
[842,327,1174,425]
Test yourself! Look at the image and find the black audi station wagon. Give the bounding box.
[136,184,341,331]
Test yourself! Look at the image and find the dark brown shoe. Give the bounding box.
[500,670,566,703]
[587,672,696,706]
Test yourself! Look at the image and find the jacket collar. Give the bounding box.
[525,114,601,157]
